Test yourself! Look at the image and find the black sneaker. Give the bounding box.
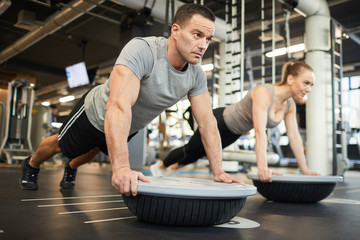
[20,156,39,190]
[60,160,77,189]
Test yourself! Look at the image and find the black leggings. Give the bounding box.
[163,107,241,167]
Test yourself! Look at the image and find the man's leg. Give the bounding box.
[69,147,101,169]
[29,133,62,168]
[20,133,62,190]
[60,147,101,189]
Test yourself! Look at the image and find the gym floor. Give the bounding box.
[0,162,359,240]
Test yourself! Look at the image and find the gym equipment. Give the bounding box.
[222,150,280,173]
[30,105,52,150]
[223,150,280,164]
[0,102,6,162]
[128,127,146,168]
[122,176,257,226]
[0,102,6,145]
[0,79,34,164]
[247,173,343,203]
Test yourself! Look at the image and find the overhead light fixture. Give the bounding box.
[59,95,75,103]
[265,43,305,58]
[50,122,62,128]
[0,0,11,15]
[201,63,214,72]
[41,101,50,106]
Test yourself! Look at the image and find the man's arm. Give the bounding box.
[105,65,149,196]
[189,91,242,183]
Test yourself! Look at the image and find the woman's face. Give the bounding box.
[289,69,315,102]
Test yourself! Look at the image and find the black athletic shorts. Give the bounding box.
[58,91,137,159]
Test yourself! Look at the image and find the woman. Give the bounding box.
[150,61,320,182]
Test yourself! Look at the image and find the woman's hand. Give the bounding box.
[213,171,244,184]
[301,168,320,176]
[257,167,282,182]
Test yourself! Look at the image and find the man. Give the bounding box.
[20,3,242,196]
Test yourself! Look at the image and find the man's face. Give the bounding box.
[174,14,215,65]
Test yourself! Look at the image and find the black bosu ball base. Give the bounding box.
[252,181,336,203]
[123,194,247,226]
[122,177,257,226]
[247,174,343,203]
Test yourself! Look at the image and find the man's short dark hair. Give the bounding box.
[173,3,215,28]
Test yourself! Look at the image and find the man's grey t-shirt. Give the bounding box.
[84,36,208,135]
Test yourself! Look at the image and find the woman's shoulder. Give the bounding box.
[250,84,272,99]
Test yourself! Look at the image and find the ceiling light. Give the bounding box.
[41,101,50,106]
[50,122,62,128]
[201,63,214,72]
[265,43,305,58]
[59,95,75,103]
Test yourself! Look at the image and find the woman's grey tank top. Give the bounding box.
[223,84,291,135]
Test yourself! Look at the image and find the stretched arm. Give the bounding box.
[105,65,149,196]
[284,100,320,175]
[251,86,282,182]
[189,91,242,183]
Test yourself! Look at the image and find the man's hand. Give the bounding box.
[213,171,244,184]
[111,167,150,196]
[257,167,282,182]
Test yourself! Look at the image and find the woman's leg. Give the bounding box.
[163,108,241,167]
[162,127,204,168]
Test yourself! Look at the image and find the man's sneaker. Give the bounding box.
[20,156,39,190]
[60,161,77,189]
[150,160,167,177]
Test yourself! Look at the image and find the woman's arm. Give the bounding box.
[284,99,320,175]
[251,86,282,182]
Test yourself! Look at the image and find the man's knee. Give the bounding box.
[47,133,61,152]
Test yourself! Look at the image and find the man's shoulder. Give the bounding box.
[132,36,166,46]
